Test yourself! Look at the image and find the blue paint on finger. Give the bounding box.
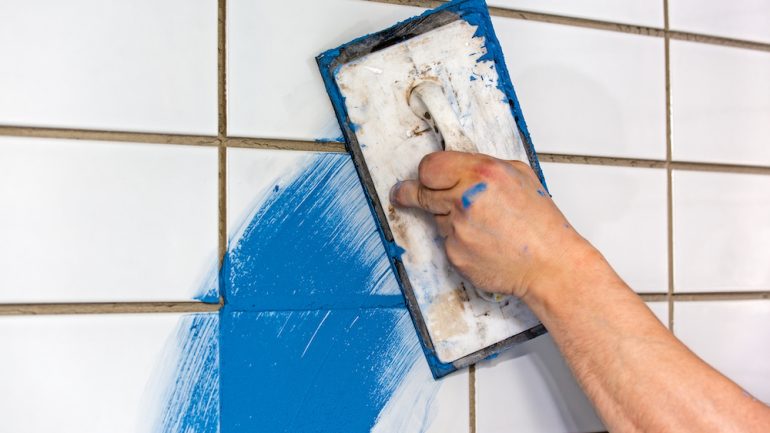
[461,182,488,208]
[536,188,548,197]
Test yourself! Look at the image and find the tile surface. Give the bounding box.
[0,137,219,302]
[0,312,219,433]
[221,307,468,433]
[543,163,668,293]
[496,18,666,159]
[647,301,669,328]
[487,0,663,27]
[227,0,420,140]
[670,41,770,166]
[674,300,770,402]
[673,170,770,293]
[670,0,770,44]
[0,0,217,135]
[476,333,605,433]
[226,148,401,309]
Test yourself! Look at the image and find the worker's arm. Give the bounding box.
[390,151,770,433]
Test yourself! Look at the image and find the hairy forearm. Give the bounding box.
[523,245,770,432]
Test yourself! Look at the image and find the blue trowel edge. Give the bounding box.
[316,0,548,379]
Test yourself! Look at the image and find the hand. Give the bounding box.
[389,151,595,300]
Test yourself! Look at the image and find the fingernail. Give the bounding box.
[390,181,402,205]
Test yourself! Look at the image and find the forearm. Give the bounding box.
[523,244,770,432]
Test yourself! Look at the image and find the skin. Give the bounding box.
[390,151,770,433]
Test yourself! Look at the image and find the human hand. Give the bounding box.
[389,151,596,300]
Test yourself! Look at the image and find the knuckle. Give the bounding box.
[418,153,441,183]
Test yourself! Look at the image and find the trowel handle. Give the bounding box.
[408,82,478,153]
[408,81,508,303]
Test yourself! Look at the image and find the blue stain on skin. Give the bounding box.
[461,182,488,208]
[158,313,219,433]
[536,188,548,197]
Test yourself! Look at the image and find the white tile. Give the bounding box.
[227,147,315,238]
[0,137,219,302]
[671,41,770,166]
[227,0,420,140]
[476,334,605,433]
[488,0,663,28]
[496,18,666,159]
[0,0,217,135]
[543,163,668,292]
[647,300,669,328]
[673,170,770,292]
[670,0,770,44]
[0,312,219,433]
[674,300,770,402]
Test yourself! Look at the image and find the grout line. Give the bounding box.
[671,292,770,301]
[366,0,770,53]
[639,293,669,302]
[2,123,768,174]
[0,125,218,147]
[0,302,221,316]
[663,0,675,332]
[218,0,228,269]
[218,0,227,139]
[469,364,476,433]
[538,153,665,169]
[669,30,770,53]
[226,137,346,153]
[669,161,770,176]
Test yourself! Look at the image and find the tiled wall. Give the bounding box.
[1,0,768,432]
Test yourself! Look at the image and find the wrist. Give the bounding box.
[522,240,620,318]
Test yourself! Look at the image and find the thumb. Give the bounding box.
[390,180,452,214]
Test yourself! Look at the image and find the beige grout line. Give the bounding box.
[218,0,228,269]
[0,302,221,316]
[0,125,218,147]
[469,363,476,433]
[663,0,675,332]
[367,0,770,53]
[226,136,346,153]
[538,153,665,169]
[639,293,669,302]
[669,161,770,176]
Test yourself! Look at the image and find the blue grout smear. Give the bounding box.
[158,313,219,433]
[220,154,439,432]
[461,182,488,208]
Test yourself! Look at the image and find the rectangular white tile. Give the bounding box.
[227,0,420,140]
[0,312,219,433]
[673,170,770,292]
[476,334,605,433]
[670,0,770,44]
[671,41,770,166]
[0,0,217,135]
[496,18,666,159]
[488,0,663,28]
[0,137,219,302]
[674,300,770,402]
[543,163,668,292]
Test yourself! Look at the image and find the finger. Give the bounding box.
[434,214,453,238]
[418,151,478,190]
[390,180,454,214]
